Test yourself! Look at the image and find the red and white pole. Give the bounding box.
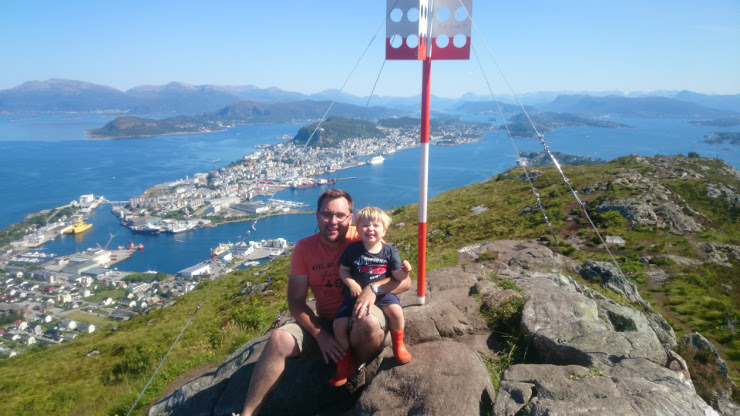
[417,57,432,305]
[385,0,472,305]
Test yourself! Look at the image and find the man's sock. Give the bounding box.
[329,350,355,387]
[391,329,411,364]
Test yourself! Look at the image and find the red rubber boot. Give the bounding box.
[329,350,355,386]
[391,329,411,364]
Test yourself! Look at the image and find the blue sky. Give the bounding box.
[1,1,738,98]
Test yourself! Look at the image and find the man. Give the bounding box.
[241,189,411,416]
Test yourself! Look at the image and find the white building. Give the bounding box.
[178,263,212,278]
[58,319,77,331]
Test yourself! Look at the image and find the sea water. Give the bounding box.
[1,113,736,273]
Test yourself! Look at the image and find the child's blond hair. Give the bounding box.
[355,206,392,229]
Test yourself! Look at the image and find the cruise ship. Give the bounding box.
[368,155,385,165]
[63,219,92,234]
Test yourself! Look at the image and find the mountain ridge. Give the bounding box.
[2,78,739,116]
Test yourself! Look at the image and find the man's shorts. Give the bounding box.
[279,304,390,360]
[335,293,401,319]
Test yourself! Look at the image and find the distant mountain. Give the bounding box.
[542,94,736,118]
[125,82,244,114]
[3,78,739,118]
[291,116,386,147]
[87,99,406,139]
[671,90,740,113]
[0,79,135,112]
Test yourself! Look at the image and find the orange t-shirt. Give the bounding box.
[289,227,360,320]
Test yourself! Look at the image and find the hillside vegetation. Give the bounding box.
[1,154,739,414]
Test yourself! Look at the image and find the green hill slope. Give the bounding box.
[2,154,739,414]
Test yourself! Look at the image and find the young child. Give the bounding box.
[330,206,412,386]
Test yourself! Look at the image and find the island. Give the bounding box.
[497,112,632,138]
[702,132,740,145]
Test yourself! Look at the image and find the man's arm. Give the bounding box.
[287,273,345,364]
[351,273,412,321]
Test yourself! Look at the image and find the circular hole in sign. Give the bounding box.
[436,7,450,22]
[454,7,468,21]
[407,8,419,22]
[453,33,467,48]
[436,34,449,48]
[406,34,419,48]
[390,8,403,23]
[389,34,403,48]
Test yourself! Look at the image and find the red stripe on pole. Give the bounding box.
[417,221,427,300]
[417,57,432,304]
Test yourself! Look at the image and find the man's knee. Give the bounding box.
[265,328,299,358]
[350,313,383,341]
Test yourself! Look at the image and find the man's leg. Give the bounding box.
[349,306,387,364]
[241,328,300,416]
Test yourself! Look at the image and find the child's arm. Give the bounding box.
[339,265,362,297]
[391,260,412,281]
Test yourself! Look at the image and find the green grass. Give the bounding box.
[0,257,292,415]
[64,311,116,328]
[4,155,740,413]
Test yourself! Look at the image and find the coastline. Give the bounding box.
[83,128,227,140]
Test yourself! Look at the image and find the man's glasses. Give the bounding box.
[319,211,350,222]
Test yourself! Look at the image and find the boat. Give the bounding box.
[164,221,197,234]
[131,223,162,234]
[128,241,145,250]
[63,219,92,234]
[290,178,337,190]
[212,243,232,256]
[368,155,385,165]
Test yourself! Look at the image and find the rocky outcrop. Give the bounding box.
[597,198,659,226]
[148,240,720,416]
[707,183,740,208]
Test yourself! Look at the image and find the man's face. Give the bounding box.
[316,197,353,247]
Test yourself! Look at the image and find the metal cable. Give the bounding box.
[125,273,227,416]
[126,6,400,412]
[463,0,672,358]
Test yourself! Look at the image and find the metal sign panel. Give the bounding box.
[386,0,472,60]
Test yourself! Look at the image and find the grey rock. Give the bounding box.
[582,181,607,195]
[597,198,658,226]
[496,363,718,416]
[683,332,732,382]
[351,342,495,416]
[657,202,704,232]
[696,242,740,266]
[707,183,740,208]
[150,240,714,416]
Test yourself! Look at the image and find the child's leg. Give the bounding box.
[330,317,355,386]
[380,304,405,332]
[380,304,411,364]
[332,317,351,352]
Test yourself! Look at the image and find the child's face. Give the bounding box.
[358,218,386,244]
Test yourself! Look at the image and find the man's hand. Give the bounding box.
[352,285,376,321]
[315,330,345,364]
